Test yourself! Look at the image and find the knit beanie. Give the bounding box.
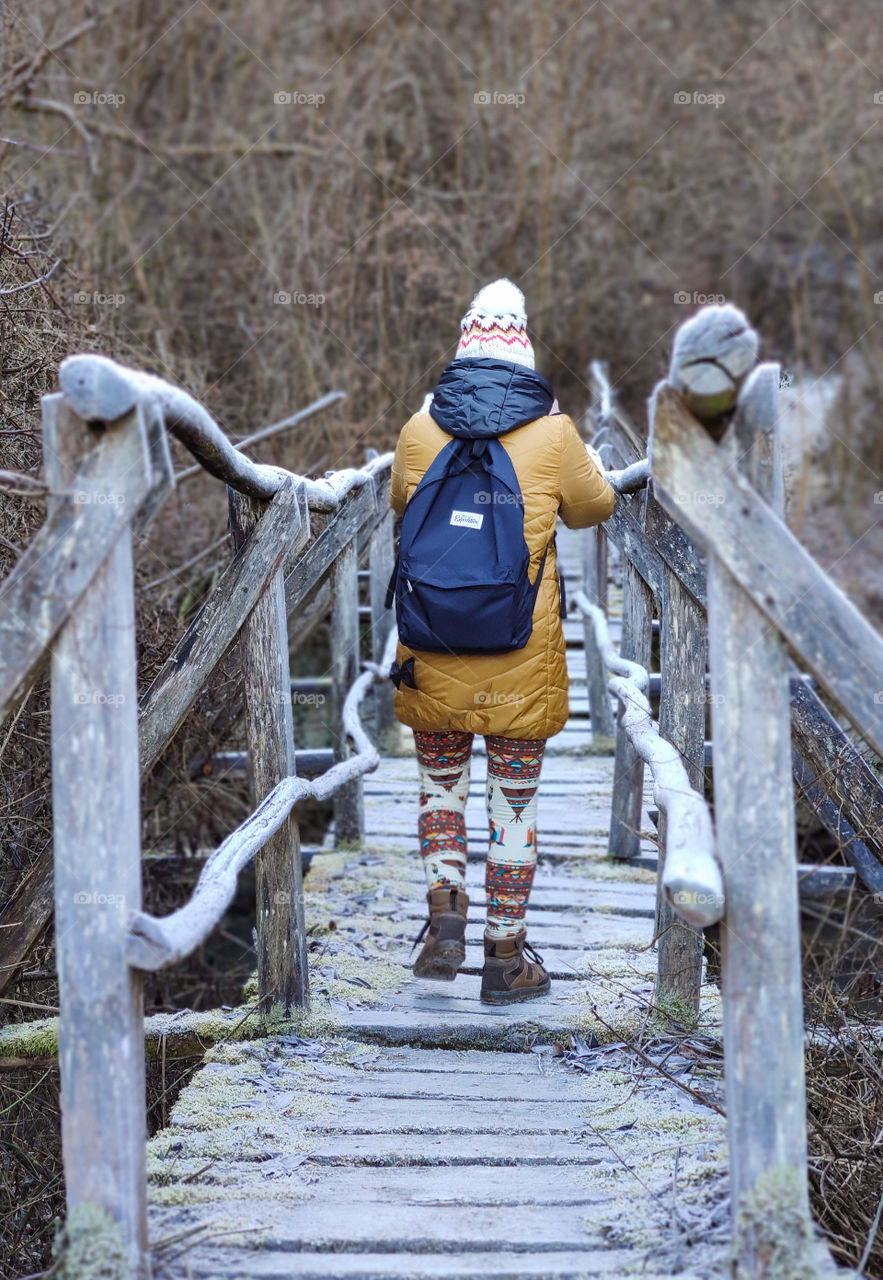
[454,278,535,370]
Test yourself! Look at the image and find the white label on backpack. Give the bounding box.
[450,510,483,529]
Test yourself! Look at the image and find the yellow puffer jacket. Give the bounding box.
[389,410,615,739]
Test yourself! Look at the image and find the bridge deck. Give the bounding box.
[147,528,731,1279]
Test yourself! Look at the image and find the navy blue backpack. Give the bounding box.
[386,357,558,656]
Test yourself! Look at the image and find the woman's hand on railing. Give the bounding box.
[602,457,650,495]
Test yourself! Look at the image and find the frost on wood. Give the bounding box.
[574,590,724,927]
[53,1202,127,1280]
[58,353,392,510]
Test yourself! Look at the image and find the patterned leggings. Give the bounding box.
[413,731,546,940]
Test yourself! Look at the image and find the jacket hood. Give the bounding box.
[428,357,554,438]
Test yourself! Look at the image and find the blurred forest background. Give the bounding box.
[2,0,883,1274]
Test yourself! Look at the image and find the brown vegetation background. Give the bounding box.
[1,0,883,1273]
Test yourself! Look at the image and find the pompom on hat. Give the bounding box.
[454,278,535,370]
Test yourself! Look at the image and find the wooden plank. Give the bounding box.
[655,565,707,1017]
[369,506,399,752]
[0,843,54,997]
[331,539,364,846]
[790,679,883,876]
[45,398,149,1274]
[601,498,666,599]
[305,1069,589,1102]
[230,488,309,1014]
[642,493,706,608]
[608,561,654,858]
[580,526,614,743]
[138,480,310,774]
[694,362,814,1266]
[309,1132,607,1165]
[0,393,153,718]
[652,381,883,757]
[792,752,883,894]
[283,479,376,617]
[162,1245,630,1280]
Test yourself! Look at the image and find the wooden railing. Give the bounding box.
[579,305,883,1276]
[0,354,397,1277]
[4,321,882,1277]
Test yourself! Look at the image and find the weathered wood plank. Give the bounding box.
[138,480,310,775]
[155,1247,638,1279]
[652,381,883,757]
[790,679,883,873]
[655,565,707,1018]
[686,358,816,1271]
[331,539,364,846]
[230,489,309,1014]
[601,496,666,599]
[0,843,54,997]
[0,394,153,718]
[580,526,614,742]
[608,561,654,858]
[283,479,375,617]
[369,505,399,752]
[45,399,149,1275]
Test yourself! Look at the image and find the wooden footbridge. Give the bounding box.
[2,305,883,1279]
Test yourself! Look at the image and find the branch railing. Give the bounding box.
[583,305,883,1278]
[0,354,398,1278]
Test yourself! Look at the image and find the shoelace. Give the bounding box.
[410,918,430,956]
[521,938,545,968]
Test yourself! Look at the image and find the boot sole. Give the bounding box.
[480,978,552,1005]
[413,941,465,981]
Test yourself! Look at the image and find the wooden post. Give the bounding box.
[712,362,814,1267]
[331,538,364,846]
[230,484,309,1013]
[608,560,653,858]
[654,564,707,1020]
[581,526,614,745]
[46,395,152,1277]
[654,316,820,1276]
[369,505,399,754]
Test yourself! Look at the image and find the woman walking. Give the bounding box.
[388,279,615,1003]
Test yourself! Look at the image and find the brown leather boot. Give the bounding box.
[412,887,469,981]
[480,930,551,1004]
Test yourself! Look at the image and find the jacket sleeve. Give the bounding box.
[389,425,410,516]
[557,415,616,528]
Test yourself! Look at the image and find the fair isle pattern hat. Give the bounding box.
[454,278,535,370]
